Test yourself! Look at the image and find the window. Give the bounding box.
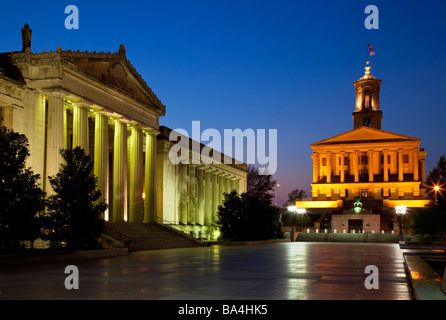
[322,158,327,166]
[360,156,368,165]
[365,90,371,109]
[361,189,369,198]
[403,154,409,164]
[339,156,348,166]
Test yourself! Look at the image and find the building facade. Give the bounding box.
[157,126,247,238]
[297,61,430,231]
[0,25,247,237]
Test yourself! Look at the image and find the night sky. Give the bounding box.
[1,0,445,206]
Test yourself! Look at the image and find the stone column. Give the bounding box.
[45,92,65,194]
[354,151,359,183]
[144,129,158,224]
[398,149,404,182]
[383,150,389,182]
[73,102,89,153]
[340,152,345,183]
[197,166,205,225]
[204,169,212,224]
[211,171,218,221]
[94,111,109,220]
[368,150,374,182]
[326,152,332,183]
[311,153,319,183]
[29,93,46,181]
[413,149,419,181]
[218,173,225,205]
[128,126,144,223]
[113,119,128,222]
[420,158,426,188]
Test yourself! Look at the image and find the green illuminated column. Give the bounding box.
[197,166,205,225]
[113,119,128,222]
[94,111,109,220]
[128,126,143,223]
[45,92,65,194]
[144,129,158,223]
[204,168,212,224]
[73,102,89,153]
[218,173,224,206]
[211,171,218,221]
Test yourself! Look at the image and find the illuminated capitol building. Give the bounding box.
[296,61,430,232]
[0,24,247,242]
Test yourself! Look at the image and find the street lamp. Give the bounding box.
[275,184,280,206]
[434,185,440,205]
[287,206,298,242]
[395,205,407,239]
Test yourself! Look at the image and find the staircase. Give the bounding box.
[104,222,204,251]
[296,232,399,243]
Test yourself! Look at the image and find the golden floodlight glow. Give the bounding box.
[434,186,440,191]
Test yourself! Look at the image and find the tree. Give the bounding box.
[0,127,46,251]
[426,154,446,201]
[283,189,307,208]
[44,147,107,249]
[410,200,446,243]
[217,191,283,241]
[246,165,277,203]
[409,154,446,242]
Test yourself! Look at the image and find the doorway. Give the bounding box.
[348,219,363,233]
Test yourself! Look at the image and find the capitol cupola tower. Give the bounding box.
[353,61,383,130]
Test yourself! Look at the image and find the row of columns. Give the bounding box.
[177,165,240,226]
[44,92,158,223]
[312,149,426,184]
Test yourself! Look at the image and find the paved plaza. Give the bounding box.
[0,242,414,300]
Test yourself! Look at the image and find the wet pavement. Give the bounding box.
[0,242,414,300]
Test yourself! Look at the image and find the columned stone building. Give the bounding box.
[157,126,247,237]
[0,25,247,237]
[296,61,430,232]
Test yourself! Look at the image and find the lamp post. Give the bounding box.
[296,208,307,232]
[434,185,440,205]
[395,205,407,240]
[287,206,297,242]
[275,184,280,206]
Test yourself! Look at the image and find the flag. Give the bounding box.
[368,44,376,56]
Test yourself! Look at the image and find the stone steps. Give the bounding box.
[104,222,203,251]
[296,232,399,243]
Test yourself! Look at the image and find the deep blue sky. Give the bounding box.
[1,0,445,206]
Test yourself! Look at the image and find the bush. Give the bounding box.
[217,191,283,241]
